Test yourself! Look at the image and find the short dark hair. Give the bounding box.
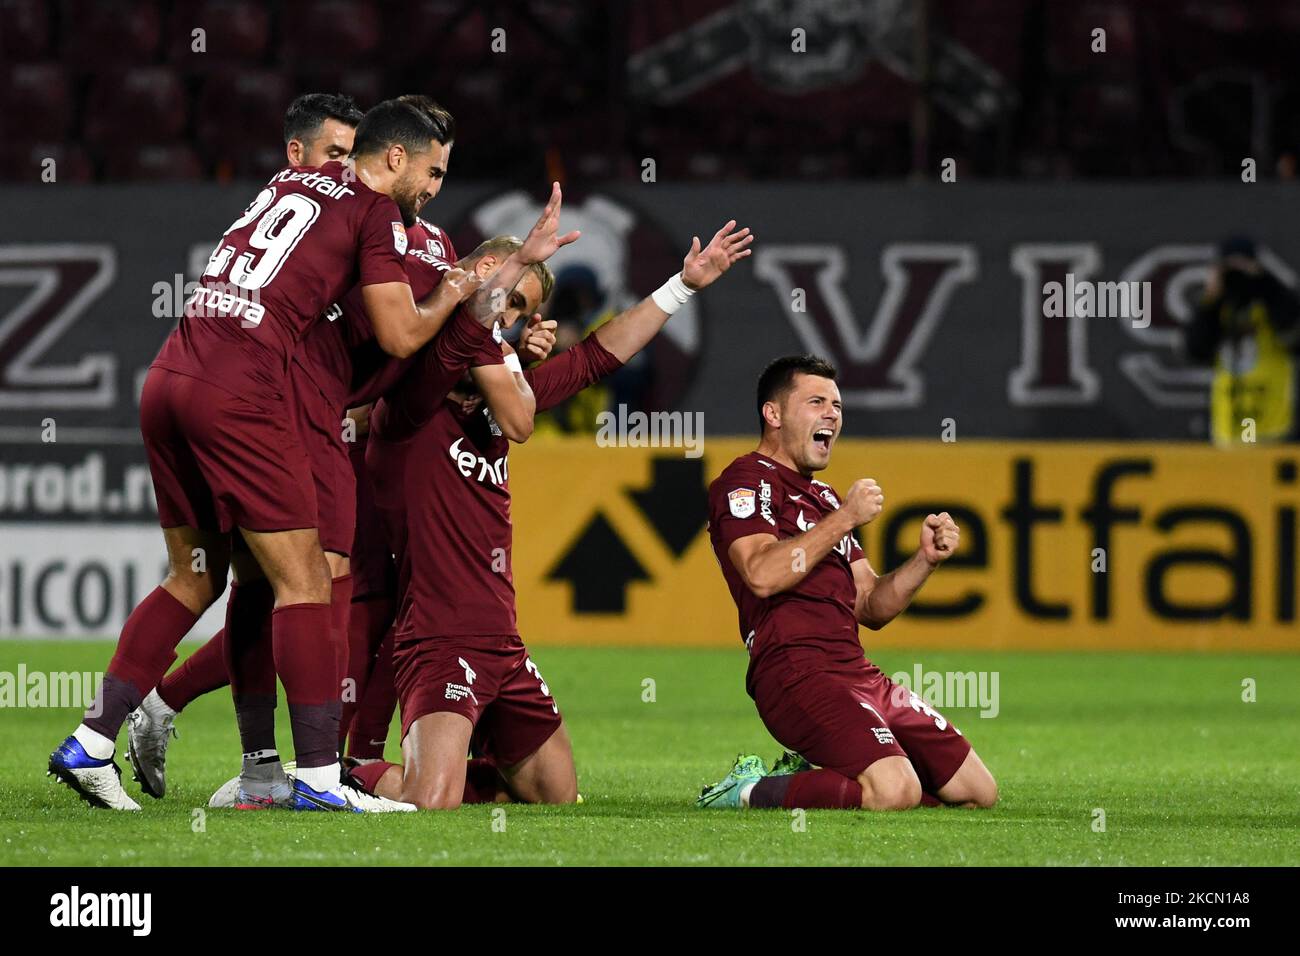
[283,93,364,146]
[756,355,838,431]
[351,97,454,158]
[396,94,456,145]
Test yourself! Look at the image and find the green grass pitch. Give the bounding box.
[1,641,1297,866]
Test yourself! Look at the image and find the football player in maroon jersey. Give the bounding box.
[698,356,998,811]
[346,220,752,809]
[124,98,576,813]
[52,98,572,812]
[127,92,371,801]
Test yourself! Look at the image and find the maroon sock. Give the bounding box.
[273,602,339,769]
[338,585,374,753]
[344,759,398,795]
[223,579,277,754]
[330,573,354,697]
[462,757,508,804]
[347,626,396,760]
[84,587,197,738]
[157,628,229,712]
[749,769,864,810]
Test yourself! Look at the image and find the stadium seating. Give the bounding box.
[1,0,1298,182]
[61,0,164,69]
[165,0,273,67]
[0,0,54,61]
[0,63,74,143]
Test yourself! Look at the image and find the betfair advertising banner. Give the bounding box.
[509,438,1298,652]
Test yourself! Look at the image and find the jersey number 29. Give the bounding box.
[203,187,321,291]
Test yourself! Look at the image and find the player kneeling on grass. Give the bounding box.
[345,219,754,809]
[697,355,998,812]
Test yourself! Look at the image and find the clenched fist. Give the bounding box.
[842,478,885,526]
[920,512,960,565]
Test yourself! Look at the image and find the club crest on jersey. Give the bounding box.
[728,488,756,519]
[392,222,408,254]
[813,481,840,508]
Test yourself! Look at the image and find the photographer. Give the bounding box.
[1185,236,1300,445]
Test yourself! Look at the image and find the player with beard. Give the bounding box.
[201,197,578,808]
[126,92,367,796]
[346,220,752,809]
[50,97,491,812]
[127,96,472,808]
[697,356,998,811]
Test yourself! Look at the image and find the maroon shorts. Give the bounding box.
[393,634,562,768]
[751,655,971,793]
[141,366,317,533]
[290,367,353,555]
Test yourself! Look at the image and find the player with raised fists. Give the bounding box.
[699,355,995,813]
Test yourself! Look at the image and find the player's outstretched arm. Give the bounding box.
[595,220,752,363]
[854,512,960,629]
[728,478,881,599]
[470,339,543,443]
[465,182,580,330]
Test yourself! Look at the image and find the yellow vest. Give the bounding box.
[1210,300,1296,446]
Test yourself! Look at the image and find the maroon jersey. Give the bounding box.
[708,452,866,676]
[293,217,458,415]
[347,218,461,407]
[154,162,409,398]
[369,336,623,642]
[405,217,456,262]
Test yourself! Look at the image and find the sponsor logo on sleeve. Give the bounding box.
[727,488,755,518]
[392,222,408,254]
[759,480,774,525]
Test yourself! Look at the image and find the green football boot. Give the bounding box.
[696,754,768,809]
[769,750,813,776]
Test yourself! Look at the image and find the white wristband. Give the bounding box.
[651,272,696,315]
[503,352,523,374]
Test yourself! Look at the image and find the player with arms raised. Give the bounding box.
[347,219,753,808]
[698,356,997,811]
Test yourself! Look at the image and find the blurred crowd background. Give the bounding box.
[5,0,1300,183]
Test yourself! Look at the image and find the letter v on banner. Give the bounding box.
[753,244,977,409]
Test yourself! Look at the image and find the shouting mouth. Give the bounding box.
[813,428,834,453]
